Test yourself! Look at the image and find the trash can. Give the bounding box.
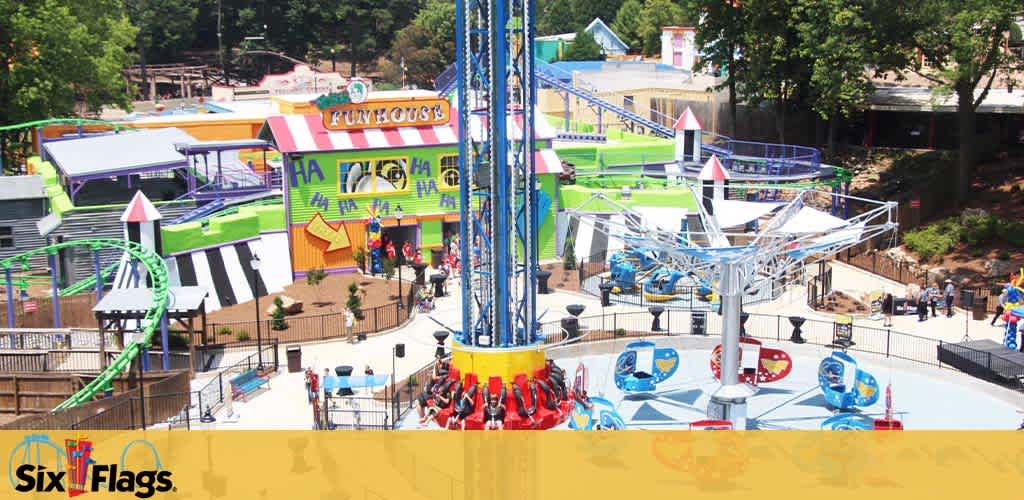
[972,303,986,321]
[598,281,615,307]
[286,346,302,373]
[561,317,579,339]
[430,248,445,268]
[537,270,552,294]
[412,262,428,285]
[431,273,447,297]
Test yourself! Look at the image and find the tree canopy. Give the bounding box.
[610,0,644,51]
[636,0,690,57]
[563,29,606,61]
[0,0,137,125]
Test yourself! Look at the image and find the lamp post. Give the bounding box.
[396,205,404,309]
[250,254,264,370]
[330,48,336,73]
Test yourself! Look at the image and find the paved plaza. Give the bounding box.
[195,262,1021,430]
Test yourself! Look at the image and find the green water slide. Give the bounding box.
[0,239,168,411]
[0,117,133,132]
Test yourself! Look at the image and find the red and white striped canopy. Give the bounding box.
[263,114,458,154]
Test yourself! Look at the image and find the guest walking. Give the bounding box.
[944,279,956,318]
[993,288,1008,327]
[917,285,929,322]
[882,293,894,327]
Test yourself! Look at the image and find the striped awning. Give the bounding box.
[533,148,563,175]
[262,114,459,154]
[261,105,557,154]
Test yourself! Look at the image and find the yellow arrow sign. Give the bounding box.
[305,213,350,252]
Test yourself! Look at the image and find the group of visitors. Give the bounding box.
[303,364,376,403]
[879,279,958,327]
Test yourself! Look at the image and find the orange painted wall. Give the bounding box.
[289,221,367,273]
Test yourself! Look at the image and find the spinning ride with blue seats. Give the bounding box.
[614,341,680,392]
[821,413,876,430]
[641,269,686,302]
[569,396,626,430]
[608,248,658,293]
[817,351,880,411]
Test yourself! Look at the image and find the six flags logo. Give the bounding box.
[10,435,174,498]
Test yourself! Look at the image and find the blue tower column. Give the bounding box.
[456,0,472,346]
[47,249,61,328]
[5,267,14,328]
[160,312,170,370]
[142,346,150,371]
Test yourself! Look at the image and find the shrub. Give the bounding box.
[970,248,985,258]
[271,296,288,331]
[217,326,232,336]
[346,282,365,321]
[563,238,577,270]
[998,251,1011,261]
[961,214,999,246]
[904,219,960,261]
[353,248,367,272]
[236,330,250,342]
[614,328,627,337]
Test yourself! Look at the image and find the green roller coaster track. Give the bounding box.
[0,238,168,412]
[0,118,133,133]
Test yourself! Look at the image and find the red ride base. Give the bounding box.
[430,366,572,430]
[873,418,903,430]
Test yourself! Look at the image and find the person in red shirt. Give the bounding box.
[309,369,320,405]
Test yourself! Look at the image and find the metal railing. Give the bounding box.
[206,301,407,346]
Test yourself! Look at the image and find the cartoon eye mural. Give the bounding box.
[340,159,408,193]
[376,159,407,191]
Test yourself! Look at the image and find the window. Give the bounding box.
[0,227,13,248]
[338,158,409,195]
[439,155,460,190]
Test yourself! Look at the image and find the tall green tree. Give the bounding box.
[636,0,689,57]
[689,0,744,135]
[907,0,1019,202]
[382,0,455,88]
[570,0,624,29]
[793,0,907,152]
[127,0,199,64]
[322,0,422,77]
[610,0,644,51]
[537,0,579,36]
[563,29,605,61]
[736,0,810,143]
[0,0,136,126]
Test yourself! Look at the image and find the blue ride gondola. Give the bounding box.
[817,351,880,411]
[614,341,680,393]
[569,396,626,430]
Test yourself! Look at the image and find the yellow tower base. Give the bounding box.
[450,343,547,382]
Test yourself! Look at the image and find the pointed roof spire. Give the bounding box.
[673,106,703,131]
[120,191,162,222]
[698,154,730,181]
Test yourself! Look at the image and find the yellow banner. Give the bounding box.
[2,431,1022,499]
[322,98,450,130]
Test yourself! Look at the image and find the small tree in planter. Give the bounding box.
[346,282,365,321]
[236,330,250,342]
[271,297,288,330]
[353,248,367,273]
[306,268,328,306]
[563,238,577,270]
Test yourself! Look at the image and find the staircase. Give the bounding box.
[168,199,226,225]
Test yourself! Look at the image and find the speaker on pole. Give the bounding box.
[395,343,405,358]
[959,290,975,309]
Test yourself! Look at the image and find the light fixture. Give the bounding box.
[250,255,261,271]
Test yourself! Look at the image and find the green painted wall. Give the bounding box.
[161,204,286,255]
[559,184,697,212]
[538,174,557,260]
[286,145,560,256]
[288,145,462,225]
[420,219,442,248]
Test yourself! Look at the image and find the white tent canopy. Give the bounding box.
[711,200,784,228]
[632,206,688,231]
[777,206,849,235]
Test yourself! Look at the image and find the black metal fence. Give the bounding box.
[321,395,392,430]
[206,285,419,347]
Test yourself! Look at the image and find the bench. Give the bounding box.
[229,369,270,402]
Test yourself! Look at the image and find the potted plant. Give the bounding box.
[353,248,367,274]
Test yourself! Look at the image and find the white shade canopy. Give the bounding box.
[777,206,849,235]
[711,200,784,228]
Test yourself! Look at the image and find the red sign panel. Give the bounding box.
[909,199,921,208]
[22,300,38,313]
